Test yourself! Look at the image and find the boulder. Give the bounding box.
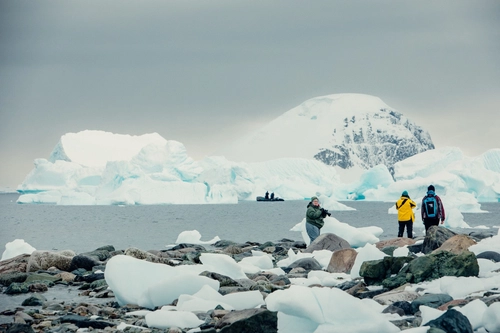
[432,234,477,255]
[375,238,416,249]
[360,256,413,285]
[422,226,457,254]
[0,254,31,274]
[215,308,277,333]
[26,250,75,272]
[326,248,357,273]
[424,308,473,333]
[303,233,350,253]
[382,250,479,289]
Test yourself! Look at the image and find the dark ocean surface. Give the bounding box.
[1,193,499,254]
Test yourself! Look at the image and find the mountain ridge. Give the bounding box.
[217,93,435,173]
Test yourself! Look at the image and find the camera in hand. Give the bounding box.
[321,208,331,217]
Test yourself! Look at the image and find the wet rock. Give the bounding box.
[200,271,241,287]
[335,280,359,291]
[170,243,207,252]
[411,293,453,314]
[424,308,473,333]
[432,234,477,255]
[26,250,75,272]
[75,272,105,283]
[2,323,35,333]
[22,293,47,306]
[468,230,497,240]
[0,272,28,287]
[213,240,237,248]
[407,243,422,254]
[28,282,49,293]
[326,248,357,273]
[345,281,368,296]
[392,301,413,316]
[25,272,61,284]
[422,226,457,254]
[43,302,65,311]
[477,251,500,262]
[215,308,277,332]
[285,258,322,272]
[303,233,350,253]
[219,286,252,295]
[59,314,115,329]
[356,288,388,299]
[5,282,29,294]
[382,304,405,316]
[69,254,102,271]
[0,254,31,275]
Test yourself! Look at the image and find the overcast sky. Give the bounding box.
[1,1,499,189]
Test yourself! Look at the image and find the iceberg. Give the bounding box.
[16,131,500,227]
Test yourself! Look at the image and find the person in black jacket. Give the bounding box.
[421,185,446,233]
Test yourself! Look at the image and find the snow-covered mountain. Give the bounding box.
[217,93,435,173]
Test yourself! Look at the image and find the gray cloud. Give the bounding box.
[1,0,499,188]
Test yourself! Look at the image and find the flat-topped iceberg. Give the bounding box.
[16,131,500,229]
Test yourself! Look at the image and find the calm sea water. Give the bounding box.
[1,193,499,254]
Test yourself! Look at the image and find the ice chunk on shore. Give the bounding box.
[1,239,36,261]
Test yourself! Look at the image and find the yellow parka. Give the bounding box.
[396,196,416,222]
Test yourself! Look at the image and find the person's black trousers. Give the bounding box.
[398,220,413,238]
[424,218,440,233]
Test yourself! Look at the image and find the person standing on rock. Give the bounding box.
[421,185,446,233]
[395,190,416,238]
[306,196,329,243]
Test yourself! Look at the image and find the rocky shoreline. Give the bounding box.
[1,226,499,333]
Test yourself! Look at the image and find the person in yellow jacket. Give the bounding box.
[395,190,416,238]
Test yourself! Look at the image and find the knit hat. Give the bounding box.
[428,185,435,191]
[401,190,409,197]
[311,196,319,202]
